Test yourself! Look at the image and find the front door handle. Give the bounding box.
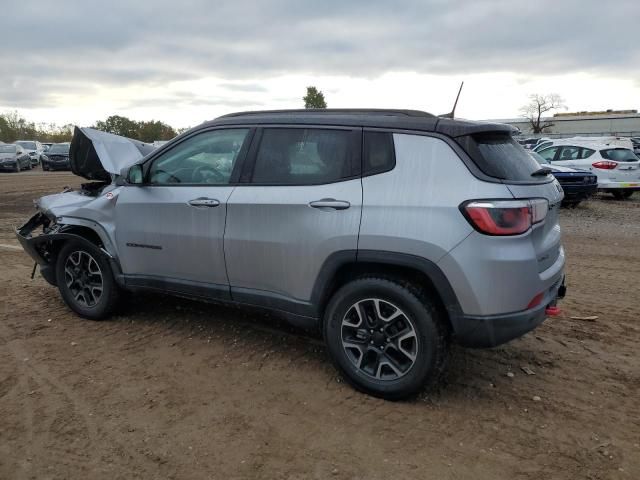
[188,197,220,207]
[309,198,351,210]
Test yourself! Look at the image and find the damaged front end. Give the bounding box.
[16,207,123,287]
[16,212,76,286]
[15,126,156,286]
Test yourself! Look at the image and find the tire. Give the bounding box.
[55,240,120,320]
[612,190,634,200]
[14,163,20,172]
[323,277,449,400]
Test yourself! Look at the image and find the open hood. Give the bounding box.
[70,127,156,181]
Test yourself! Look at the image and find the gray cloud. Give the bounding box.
[2,0,639,108]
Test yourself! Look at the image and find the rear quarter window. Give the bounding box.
[457,133,547,182]
[580,148,595,159]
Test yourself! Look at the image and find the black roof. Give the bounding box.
[206,109,515,138]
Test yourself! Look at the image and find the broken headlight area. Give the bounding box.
[16,212,62,265]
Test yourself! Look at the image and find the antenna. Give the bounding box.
[439,81,464,119]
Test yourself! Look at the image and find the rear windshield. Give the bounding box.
[0,145,16,153]
[600,148,638,162]
[457,133,548,182]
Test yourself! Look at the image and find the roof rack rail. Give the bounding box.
[218,108,435,119]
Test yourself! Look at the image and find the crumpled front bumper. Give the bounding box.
[16,213,51,264]
[15,212,60,285]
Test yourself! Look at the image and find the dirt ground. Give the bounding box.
[0,170,638,480]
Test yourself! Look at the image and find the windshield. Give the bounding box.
[15,141,36,150]
[0,145,16,153]
[600,148,638,162]
[48,144,70,154]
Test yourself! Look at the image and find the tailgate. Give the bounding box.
[506,179,564,273]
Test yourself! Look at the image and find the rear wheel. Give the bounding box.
[323,277,449,400]
[611,190,634,199]
[55,240,120,320]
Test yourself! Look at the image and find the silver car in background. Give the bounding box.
[14,140,45,166]
[16,110,566,399]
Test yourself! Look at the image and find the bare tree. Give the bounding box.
[519,94,566,134]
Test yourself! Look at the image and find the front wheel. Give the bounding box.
[323,277,449,400]
[55,240,120,320]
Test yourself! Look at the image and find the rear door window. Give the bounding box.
[557,146,580,161]
[251,128,358,184]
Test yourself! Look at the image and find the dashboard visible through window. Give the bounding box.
[148,129,250,184]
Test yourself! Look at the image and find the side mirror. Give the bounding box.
[116,164,144,186]
[127,164,144,184]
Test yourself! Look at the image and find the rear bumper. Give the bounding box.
[598,182,640,190]
[455,276,565,348]
[560,183,597,200]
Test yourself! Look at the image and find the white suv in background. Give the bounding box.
[537,143,640,199]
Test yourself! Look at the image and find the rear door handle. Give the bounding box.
[188,197,220,207]
[309,198,351,210]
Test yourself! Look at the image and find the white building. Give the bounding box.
[491,110,640,138]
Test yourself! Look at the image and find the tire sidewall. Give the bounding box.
[55,240,116,320]
[324,279,440,399]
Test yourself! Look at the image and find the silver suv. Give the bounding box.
[17,110,566,399]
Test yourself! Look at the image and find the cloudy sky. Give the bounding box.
[2,0,639,128]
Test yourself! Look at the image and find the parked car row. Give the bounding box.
[0,140,71,172]
[517,136,639,200]
[528,151,597,207]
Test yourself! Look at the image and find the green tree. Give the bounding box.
[303,86,327,109]
[94,115,140,138]
[137,120,177,142]
[0,111,38,142]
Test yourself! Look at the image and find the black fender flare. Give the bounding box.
[310,249,464,330]
[16,223,124,288]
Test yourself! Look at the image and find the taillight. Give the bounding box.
[461,199,548,236]
[592,161,617,170]
[527,292,544,309]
